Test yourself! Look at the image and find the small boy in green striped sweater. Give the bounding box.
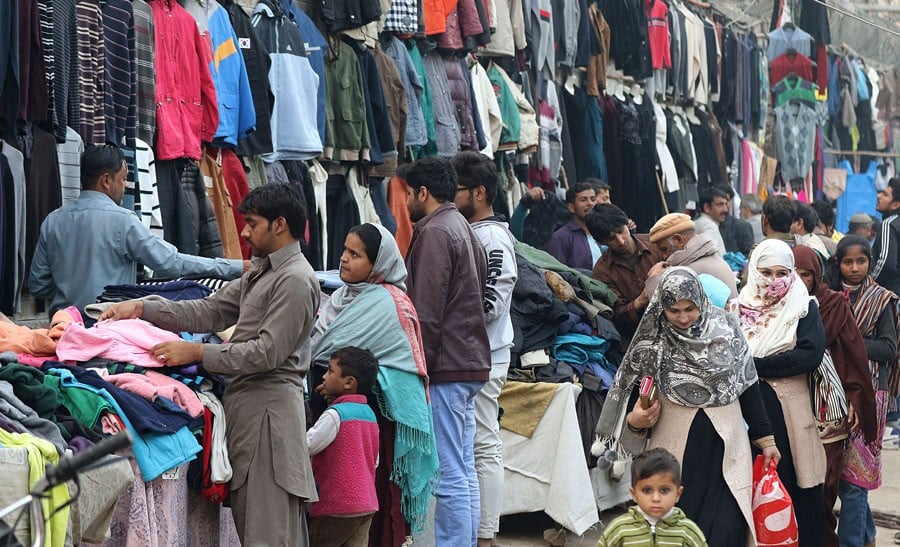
[598,448,707,547]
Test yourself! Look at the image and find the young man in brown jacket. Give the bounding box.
[404,157,490,547]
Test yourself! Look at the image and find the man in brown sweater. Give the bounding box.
[587,203,663,346]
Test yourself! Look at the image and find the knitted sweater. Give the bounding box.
[309,394,379,517]
[598,506,707,546]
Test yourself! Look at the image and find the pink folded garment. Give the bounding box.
[106,371,204,418]
[55,319,183,368]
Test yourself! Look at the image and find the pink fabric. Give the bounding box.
[106,372,204,417]
[310,394,379,518]
[56,319,182,368]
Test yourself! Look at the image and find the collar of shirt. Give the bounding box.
[77,190,116,205]
[414,202,457,232]
[248,241,301,281]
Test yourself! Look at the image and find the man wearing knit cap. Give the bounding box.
[647,213,739,298]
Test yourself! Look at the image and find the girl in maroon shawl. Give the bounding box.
[793,245,876,547]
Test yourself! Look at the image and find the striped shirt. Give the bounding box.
[75,0,107,146]
[56,126,84,206]
[37,0,57,134]
[132,0,156,146]
[135,138,165,241]
[53,0,77,143]
[101,0,137,146]
[598,507,707,547]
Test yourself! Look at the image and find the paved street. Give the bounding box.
[496,444,900,546]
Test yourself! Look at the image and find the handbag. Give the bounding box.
[752,455,799,547]
[809,350,849,438]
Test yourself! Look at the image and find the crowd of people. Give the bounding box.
[9,142,900,547]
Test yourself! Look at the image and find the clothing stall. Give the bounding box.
[3,0,900,542]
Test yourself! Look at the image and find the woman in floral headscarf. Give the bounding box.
[732,239,827,546]
[596,267,778,546]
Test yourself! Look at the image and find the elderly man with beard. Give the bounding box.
[645,213,739,298]
[403,157,490,547]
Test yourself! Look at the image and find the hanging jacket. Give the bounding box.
[480,0,526,57]
[319,0,382,33]
[423,0,454,36]
[345,36,395,167]
[278,0,327,145]
[251,0,322,161]
[102,0,137,146]
[436,0,486,51]
[150,0,218,161]
[443,55,478,151]
[383,35,427,148]
[179,160,224,258]
[180,0,255,148]
[220,0,273,156]
[323,39,369,163]
[424,51,461,157]
[371,44,407,175]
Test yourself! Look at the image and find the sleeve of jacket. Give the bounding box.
[406,230,453,368]
[228,14,256,139]
[194,20,220,142]
[543,229,570,265]
[873,217,900,288]
[27,226,53,299]
[831,309,878,443]
[482,227,518,324]
[458,0,486,38]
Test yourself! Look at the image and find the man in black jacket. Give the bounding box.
[873,177,900,294]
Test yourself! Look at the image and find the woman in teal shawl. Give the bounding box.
[311,223,438,543]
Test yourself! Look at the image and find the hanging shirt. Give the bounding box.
[766,25,813,60]
[769,52,813,88]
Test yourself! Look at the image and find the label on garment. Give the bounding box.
[162,467,181,480]
[203,175,214,189]
[238,37,251,49]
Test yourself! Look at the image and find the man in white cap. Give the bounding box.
[645,212,738,298]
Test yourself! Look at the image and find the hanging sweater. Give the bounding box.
[308,394,379,518]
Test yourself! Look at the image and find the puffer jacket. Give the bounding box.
[436,0,488,51]
[443,55,478,151]
[179,160,224,259]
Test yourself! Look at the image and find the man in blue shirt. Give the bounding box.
[28,145,247,316]
[544,181,601,271]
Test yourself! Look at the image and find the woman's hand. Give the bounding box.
[762,445,781,469]
[847,402,860,431]
[627,398,661,430]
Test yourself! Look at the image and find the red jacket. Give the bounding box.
[150,0,218,160]
[424,0,457,35]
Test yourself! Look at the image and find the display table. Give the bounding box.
[84,460,239,547]
[499,382,600,536]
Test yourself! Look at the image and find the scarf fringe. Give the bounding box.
[373,386,439,535]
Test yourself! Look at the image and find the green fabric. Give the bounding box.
[406,40,436,157]
[514,241,617,312]
[42,374,113,428]
[486,64,521,146]
[0,363,58,419]
[324,40,369,158]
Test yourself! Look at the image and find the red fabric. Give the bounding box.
[645,0,671,70]
[815,42,829,93]
[218,148,252,258]
[769,52,813,87]
[200,408,228,503]
[424,0,457,35]
[150,0,218,160]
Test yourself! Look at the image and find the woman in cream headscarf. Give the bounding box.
[732,239,827,546]
[596,267,778,546]
[310,223,438,544]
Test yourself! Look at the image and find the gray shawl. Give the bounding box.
[596,267,758,439]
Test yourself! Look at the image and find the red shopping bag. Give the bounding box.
[751,455,799,547]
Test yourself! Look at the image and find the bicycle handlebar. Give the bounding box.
[42,431,133,489]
